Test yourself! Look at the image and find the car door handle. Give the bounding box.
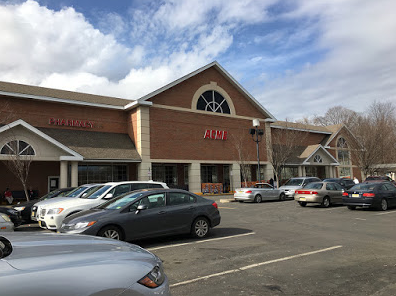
[158,211,166,215]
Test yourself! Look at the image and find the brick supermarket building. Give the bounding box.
[0,62,360,197]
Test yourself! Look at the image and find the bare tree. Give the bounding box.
[269,121,308,187]
[1,100,33,201]
[231,133,253,188]
[313,106,359,130]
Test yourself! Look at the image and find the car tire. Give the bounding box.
[191,217,210,238]
[321,196,331,208]
[299,201,307,207]
[254,195,262,203]
[238,200,244,203]
[347,205,356,210]
[279,193,286,201]
[379,199,388,211]
[98,225,124,241]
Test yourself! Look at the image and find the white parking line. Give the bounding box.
[170,245,342,288]
[147,232,255,251]
[318,207,346,211]
[374,211,396,216]
[355,218,366,221]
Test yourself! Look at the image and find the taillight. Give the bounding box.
[212,202,218,209]
[363,193,375,197]
[295,190,302,194]
[245,190,252,193]
[342,192,348,196]
[297,190,318,195]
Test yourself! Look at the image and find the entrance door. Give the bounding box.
[48,176,60,193]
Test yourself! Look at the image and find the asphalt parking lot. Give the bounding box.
[16,198,396,295]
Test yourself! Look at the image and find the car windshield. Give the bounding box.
[81,185,111,199]
[39,190,60,201]
[304,182,323,190]
[98,191,145,210]
[284,179,304,186]
[65,186,89,197]
[323,179,337,182]
[350,183,377,191]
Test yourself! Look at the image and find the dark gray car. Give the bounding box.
[60,188,221,241]
[0,233,170,296]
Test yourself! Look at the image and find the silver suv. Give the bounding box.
[280,177,321,198]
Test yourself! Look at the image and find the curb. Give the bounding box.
[219,199,237,203]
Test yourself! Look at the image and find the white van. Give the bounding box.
[37,181,168,230]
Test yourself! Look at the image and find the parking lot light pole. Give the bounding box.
[249,119,264,183]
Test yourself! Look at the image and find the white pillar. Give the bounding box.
[231,163,241,191]
[60,161,68,188]
[71,161,78,187]
[263,163,273,181]
[301,166,306,177]
[138,161,152,181]
[298,166,303,177]
[189,163,201,194]
[325,166,330,178]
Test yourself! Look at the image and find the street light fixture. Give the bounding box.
[249,119,264,182]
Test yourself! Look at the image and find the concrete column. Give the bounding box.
[264,122,272,163]
[298,166,303,177]
[136,106,151,160]
[301,166,306,177]
[137,161,152,181]
[325,166,330,178]
[71,161,78,187]
[60,161,68,188]
[231,163,241,192]
[189,163,201,194]
[263,163,273,181]
[334,167,338,178]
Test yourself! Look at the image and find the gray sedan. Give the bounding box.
[0,233,170,296]
[0,214,14,232]
[234,183,286,203]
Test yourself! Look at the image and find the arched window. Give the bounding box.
[1,140,35,156]
[197,90,230,114]
[337,137,348,149]
[313,155,323,163]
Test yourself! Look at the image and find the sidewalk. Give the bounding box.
[198,193,236,203]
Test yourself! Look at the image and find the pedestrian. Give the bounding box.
[269,178,274,187]
[28,187,34,200]
[4,188,13,205]
[353,177,359,184]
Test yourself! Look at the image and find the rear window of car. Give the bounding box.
[350,183,377,191]
[284,179,304,186]
[304,182,323,190]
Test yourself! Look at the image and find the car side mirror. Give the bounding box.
[134,204,147,214]
[104,193,113,199]
[82,193,87,197]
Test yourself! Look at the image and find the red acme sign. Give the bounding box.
[49,118,94,128]
[203,129,228,140]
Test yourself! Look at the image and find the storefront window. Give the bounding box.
[281,167,298,180]
[305,166,318,177]
[339,167,351,178]
[78,164,127,185]
[201,165,218,183]
[337,150,350,165]
[152,164,177,186]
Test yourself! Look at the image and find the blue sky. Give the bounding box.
[1,0,395,120]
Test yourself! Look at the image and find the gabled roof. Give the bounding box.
[271,121,333,134]
[0,120,83,160]
[125,61,277,121]
[300,144,339,165]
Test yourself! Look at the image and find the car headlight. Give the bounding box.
[14,207,25,211]
[75,221,96,229]
[46,208,64,215]
[1,213,11,222]
[138,265,165,288]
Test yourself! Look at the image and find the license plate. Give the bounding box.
[300,197,306,201]
[31,212,35,217]
[352,194,360,198]
[38,221,42,227]
[239,191,244,193]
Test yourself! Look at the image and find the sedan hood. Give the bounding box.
[40,197,101,209]
[1,232,156,272]
[33,196,73,208]
[62,208,111,224]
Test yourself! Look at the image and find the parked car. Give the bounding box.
[342,182,396,211]
[323,178,356,190]
[294,182,344,207]
[279,177,321,199]
[60,188,221,240]
[234,183,286,203]
[364,176,395,184]
[31,184,101,222]
[0,233,170,295]
[0,214,14,232]
[0,207,22,227]
[38,181,169,231]
[14,187,75,223]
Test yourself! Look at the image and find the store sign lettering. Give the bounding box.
[48,118,94,128]
[203,129,228,140]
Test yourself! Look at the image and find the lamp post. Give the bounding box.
[249,119,264,182]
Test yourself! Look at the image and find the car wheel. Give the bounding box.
[321,196,331,208]
[299,201,307,207]
[347,205,356,210]
[238,200,244,203]
[98,226,124,241]
[279,193,286,201]
[254,195,262,203]
[380,199,388,211]
[191,217,210,238]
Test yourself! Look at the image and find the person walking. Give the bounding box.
[4,188,13,205]
[353,177,359,184]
